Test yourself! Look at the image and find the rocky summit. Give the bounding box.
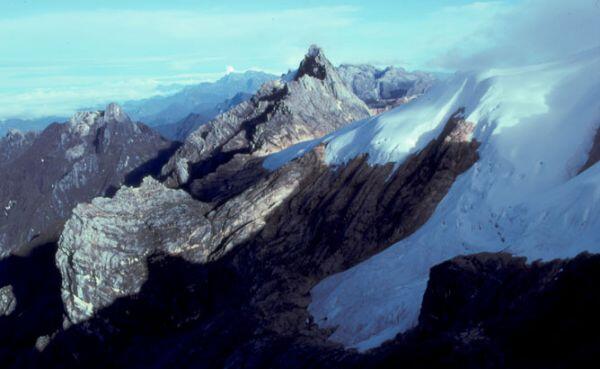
[161,45,371,191]
[54,45,376,325]
[0,103,176,258]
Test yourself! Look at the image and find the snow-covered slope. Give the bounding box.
[305,49,600,351]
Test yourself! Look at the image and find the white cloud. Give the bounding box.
[432,0,600,69]
[0,5,360,118]
[3,1,597,118]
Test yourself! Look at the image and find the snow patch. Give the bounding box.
[308,49,600,351]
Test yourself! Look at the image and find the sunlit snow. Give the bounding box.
[306,48,600,351]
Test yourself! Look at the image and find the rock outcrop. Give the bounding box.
[0,129,37,164]
[0,285,16,316]
[161,45,371,190]
[57,153,311,323]
[56,177,210,324]
[54,108,480,352]
[337,64,435,113]
[0,103,175,258]
[409,252,600,369]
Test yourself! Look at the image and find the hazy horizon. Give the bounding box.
[1,0,598,119]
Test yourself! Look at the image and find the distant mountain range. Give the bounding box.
[0,66,436,141]
[121,70,277,127]
[0,117,68,137]
[0,71,277,137]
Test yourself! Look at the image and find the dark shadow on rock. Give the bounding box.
[0,242,63,369]
[104,141,182,197]
[13,244,600,369]
[124,142,182,188]
[27,252,255,369]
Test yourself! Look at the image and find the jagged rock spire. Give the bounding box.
[103,102,129,123]
[68,103,131,135]
[295,44,333,81]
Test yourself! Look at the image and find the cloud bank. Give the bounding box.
[0,1,598,118]
[433,0,600,70]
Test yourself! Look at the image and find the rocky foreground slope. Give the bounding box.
[0,104,175,258]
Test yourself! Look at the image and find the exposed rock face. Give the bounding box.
[0,129,37,164]
[57,153,311,323]
[337,64,435,112]
[408,252,600,369]
[53,108,480,360]
[57,177,210,324]
[0,103,175,258]
[0,285,16,316]
[161,45,371,189]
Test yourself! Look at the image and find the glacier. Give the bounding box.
[306,48,600,351]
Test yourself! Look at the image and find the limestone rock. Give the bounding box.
[57,150,310,324]
[0,104,174,257]
[0,285,16,316]
[161,45,371,188]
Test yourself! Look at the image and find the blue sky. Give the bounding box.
[0,0,598,118]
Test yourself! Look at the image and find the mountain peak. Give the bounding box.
[5,128,24,139]
[307,44,324,57]
[103,102,129,123]
[295,44,332,81]
[68,103,131,135]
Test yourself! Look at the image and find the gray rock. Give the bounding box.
[57,177,210,324]
[161,45,371,188]
[0,129,37,164]
[0,103,173,257]
[0,285,16,316]
[55,46,370,324]
[337,64,436,111]
[57,153,309,324]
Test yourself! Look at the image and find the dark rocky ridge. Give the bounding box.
[18,246,600,368]
[41,109,481,367]
[0,103,176,257]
